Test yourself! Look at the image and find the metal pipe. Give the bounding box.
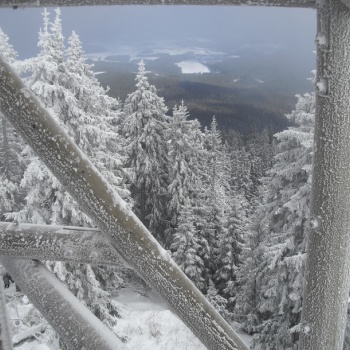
[0,0,315,8]
[0,281,14,350]
[0,257,128,350]
[0,222,128,268]
[0,57,249,350]
[299,0,350,349]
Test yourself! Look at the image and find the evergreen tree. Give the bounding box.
[239,93,315,349]
[121,60,169,240]
[0,26,24,219]
[214,198,246,314]
[165,101,204,247]
[8,9,123,331]
[202,117,230,272]
[171,198,205,291]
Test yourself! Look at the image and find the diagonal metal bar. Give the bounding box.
[0,257,129,350]
[0,0,316,8]
[0,222,128,268]
[0,57,249,350]
[0,281,14,350]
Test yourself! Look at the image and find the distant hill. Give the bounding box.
[92,45,314,134]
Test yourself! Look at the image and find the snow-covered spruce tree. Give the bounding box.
[0,27,25,218]
[241,93,315,350]
[165,101,205,248]
[121,60,169,241]
[194,117,232,300]
[213,197,246,315]
[171,197,205,291]
[202,117,230,265]
[8,8,122,333]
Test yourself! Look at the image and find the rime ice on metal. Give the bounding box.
[0,257,127,350]
[0,57,249,350]
[0,222,128,268]
[300,0,350,349]
[0,281,14,350]
[0,0,316,8]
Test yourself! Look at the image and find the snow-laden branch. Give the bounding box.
[12,323,46,346]
[0,280,14,350]
[0,258,128,350]
[0,0,315,9]
[0,222,129,268]
[0,56,249,350]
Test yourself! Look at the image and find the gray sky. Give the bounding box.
[0,6,316,59]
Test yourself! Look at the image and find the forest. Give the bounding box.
[0,7,348,350]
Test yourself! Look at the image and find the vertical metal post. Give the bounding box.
[299,1,350,349]
[0,279,13,350]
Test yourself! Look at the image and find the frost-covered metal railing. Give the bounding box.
[0,57,250,350]
[1,0,350,350]
[0,282,13,350]
[0,222,128,267]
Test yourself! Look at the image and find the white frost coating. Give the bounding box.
[0,58,249,350]
[0,258,128,350]
[316,79,328,94]
[0,0,316,7]
[0,282,14,350]
[301,322,312,334]
[0,222,127,268]
[316,33,328,47]
[300,1,350,349]
[310,216,321,230]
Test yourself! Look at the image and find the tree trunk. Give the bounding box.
[299,1,350,349]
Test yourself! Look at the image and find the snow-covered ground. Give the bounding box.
[113,287,252,350]
[4,285,252,350]
[175,60,210,74]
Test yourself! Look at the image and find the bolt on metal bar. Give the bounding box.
[0,57,249,350]
[0,222,129,268]
[0,257,129,350]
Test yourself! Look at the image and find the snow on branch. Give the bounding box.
[0,222,129,268]
[0,54,249,350]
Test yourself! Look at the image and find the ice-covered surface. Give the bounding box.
[1,258,127,350]
[3,285,252,350]
[0,56,249,350]
[16,342,51,350]
[0,222,128,268]
[175,60,210,74]
[0,281,14,350]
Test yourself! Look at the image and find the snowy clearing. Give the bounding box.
[175,60,210,74]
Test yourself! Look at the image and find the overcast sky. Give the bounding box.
[0,6,316,59]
